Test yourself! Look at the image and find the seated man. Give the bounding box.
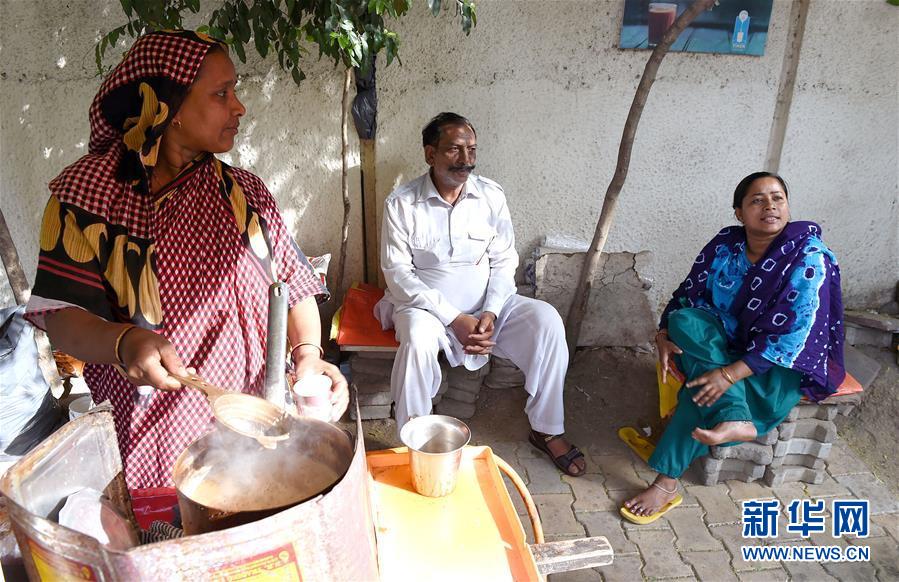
[375,112,585,476]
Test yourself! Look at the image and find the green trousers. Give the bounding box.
[648,308,801,479]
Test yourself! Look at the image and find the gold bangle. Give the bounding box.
[720,367,737,385]
[114,324,137,366]
[289,342,324,360]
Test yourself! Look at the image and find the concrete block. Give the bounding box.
[755,430,778,445]
[686,484,742,523]
[843,344,883,389]
[681,550,738,582]
[351,350,397,359]
[434,398,476,419]
[776,418,837,443]
[627,530,693,579]
[354,385,391,407]
[763,466,826,486]
[697,456,766,485]
[844,309,899,332]
[431,378,449,405]
[785,403,837,422]
[772,437,832,460]
[533,250,656,347]
[836,403,856,416]
[349,355,394,376]
[768,453,826,470]
[710,442,774,465]
[444,387,478,404]
[445,364,487,393]
[483,356,524,389]
[351,372,391,404]
[819,392,863,406]
[350,404,392,420]
[666,506,724,551]
[844,323,892,348]
[834,473,899,515]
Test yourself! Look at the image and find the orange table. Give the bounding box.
[367,446,541,581]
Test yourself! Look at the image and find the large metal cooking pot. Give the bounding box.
[172,414,353,535]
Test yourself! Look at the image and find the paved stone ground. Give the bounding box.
[358,347,899,581]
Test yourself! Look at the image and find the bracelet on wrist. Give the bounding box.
[720,367,737,385]
[114,324,138,366]
[289,342,324,361]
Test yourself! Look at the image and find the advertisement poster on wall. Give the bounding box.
[619,0,774,55]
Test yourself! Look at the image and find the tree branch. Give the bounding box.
[564,0,717,354]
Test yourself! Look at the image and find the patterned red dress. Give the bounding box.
[26,31,326,488]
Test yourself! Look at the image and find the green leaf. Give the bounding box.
[119,0,133,17]
[254,26,269,57]
[233,40,247,62]
[291,66,305,85]
[427,0,441,16]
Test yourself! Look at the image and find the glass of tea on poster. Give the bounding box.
[648,2,678,46]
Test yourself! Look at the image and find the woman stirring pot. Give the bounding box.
[25,31,348,489]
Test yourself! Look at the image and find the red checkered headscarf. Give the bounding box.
[51,30,224,200]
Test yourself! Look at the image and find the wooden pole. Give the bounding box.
[565,0,717,354]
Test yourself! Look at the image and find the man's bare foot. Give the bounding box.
[623,475,678,517]
[692,421,757,446]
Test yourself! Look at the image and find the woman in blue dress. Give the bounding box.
[622,172,845,523]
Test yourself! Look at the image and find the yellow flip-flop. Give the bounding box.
[619,493,683,525]
[618,426,656,463]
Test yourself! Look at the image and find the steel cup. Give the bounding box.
[400,415,471,497]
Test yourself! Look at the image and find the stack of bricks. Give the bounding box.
[433,362,486,419]
[433,356,527,418]
[483,356,526,389]
[349,354,527,421]
[694,393,860,486]
[348,351,396,420]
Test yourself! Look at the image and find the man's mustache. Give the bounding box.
[450,164,476,172]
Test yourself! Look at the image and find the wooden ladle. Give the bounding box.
[171,373,291,449]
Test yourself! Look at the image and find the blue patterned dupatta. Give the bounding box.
[661,221,845,401]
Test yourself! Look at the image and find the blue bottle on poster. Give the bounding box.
[732,10,750,51]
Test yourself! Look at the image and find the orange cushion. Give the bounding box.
[336,284,400,348]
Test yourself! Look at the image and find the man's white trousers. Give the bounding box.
[389,294,568,435]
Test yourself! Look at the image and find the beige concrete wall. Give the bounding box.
[1,0,896,316]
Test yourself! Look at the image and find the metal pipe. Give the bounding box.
[264,281,288,407]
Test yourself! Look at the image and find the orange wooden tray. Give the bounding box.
[367,446,541,581]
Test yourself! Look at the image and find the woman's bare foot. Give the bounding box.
[692,421,757,446]
[623,475,678,517]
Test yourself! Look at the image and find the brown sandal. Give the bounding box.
[528,431,586,477]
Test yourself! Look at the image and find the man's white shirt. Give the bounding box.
[379,172,519,326]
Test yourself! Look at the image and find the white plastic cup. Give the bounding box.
[292,375,333,421]
[68,395,94,421]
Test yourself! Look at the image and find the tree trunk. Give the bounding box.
[0,208,31,305]
[334,67,354,306]
[565,0,717,354]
